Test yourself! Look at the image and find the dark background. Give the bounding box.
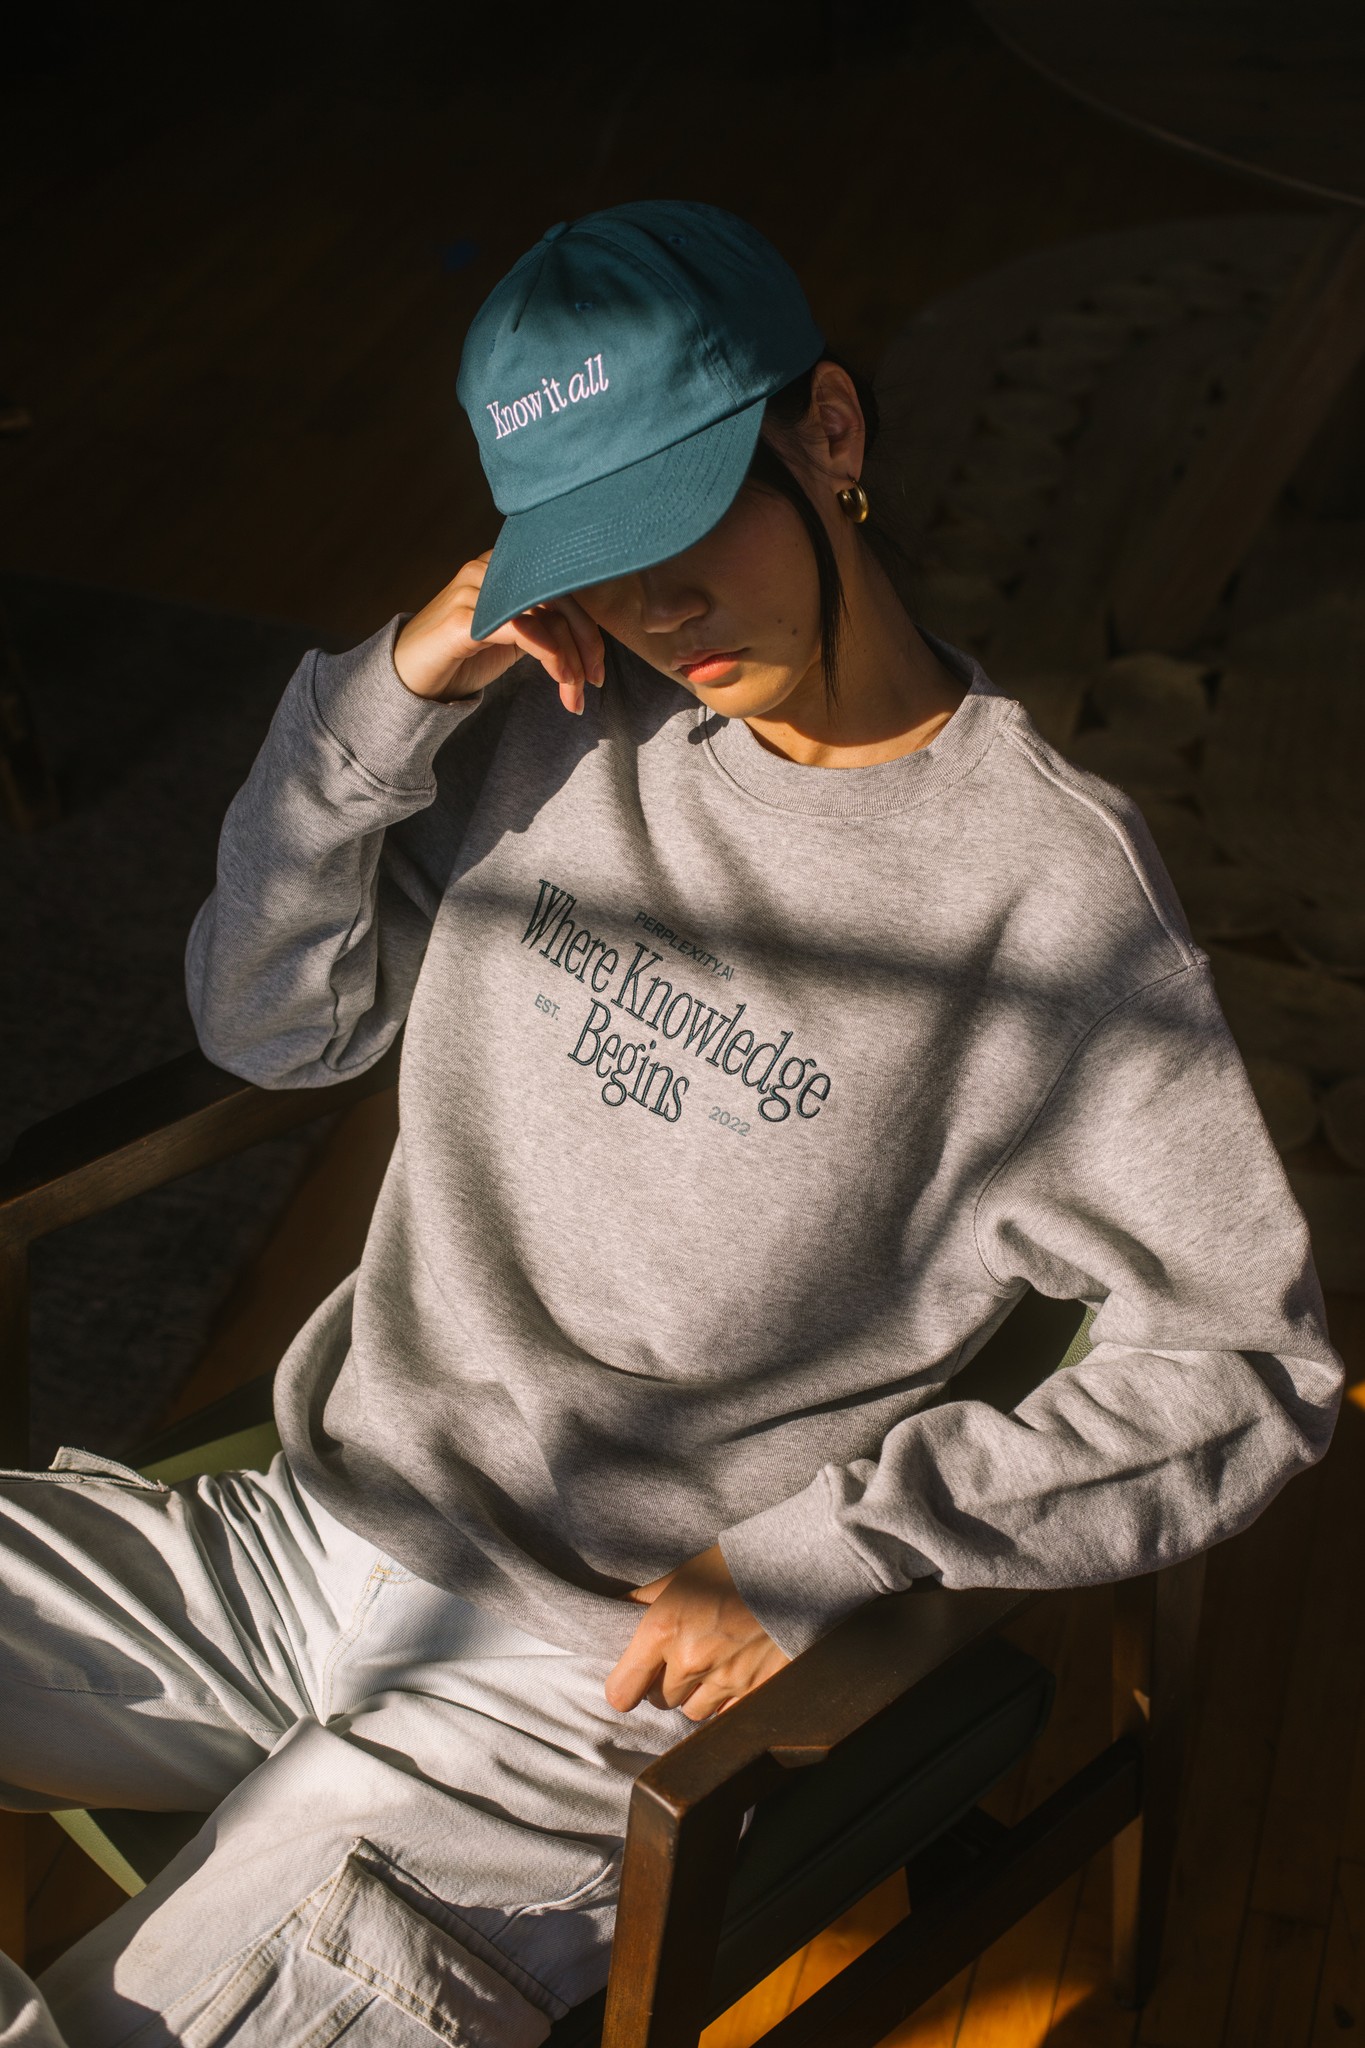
[0,0,1303,643]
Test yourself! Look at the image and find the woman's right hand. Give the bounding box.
[393,550,606,714]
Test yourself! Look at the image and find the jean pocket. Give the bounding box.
[168,1842,560,2048]
[306,1843,562,2044]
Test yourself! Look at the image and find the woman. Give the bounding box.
[0,199,1344,2048]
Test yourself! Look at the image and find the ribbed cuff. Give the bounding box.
[308,613,485,793]
[718,1470,885,1662]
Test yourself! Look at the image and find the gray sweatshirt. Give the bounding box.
[185,615,1345,1664]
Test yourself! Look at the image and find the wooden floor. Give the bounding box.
[1,0,1357,2038]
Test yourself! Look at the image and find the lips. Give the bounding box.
[674,648,742,672]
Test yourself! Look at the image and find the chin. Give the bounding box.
[691,670,791,715]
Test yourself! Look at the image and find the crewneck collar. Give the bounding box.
[695,626,1014,820]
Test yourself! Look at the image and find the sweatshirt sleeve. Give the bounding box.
[717,957,1346,1661]
[185,614,496,1088]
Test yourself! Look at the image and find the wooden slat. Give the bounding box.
[1342,1685,1365,1858]
[954,1591,1109,2046]
[1246,1405,1365,1932]
[737,1743,1141,2048]
[1043,1852,1140,2048]
[0,1045,399,1248]
[1219,1912,1327,2048]
[700,1941,810,2048]
[1310,1860,1365,2046]
[700,1882,922,2048]
[1113,1558,1208,2007]
[782,1877,920,2039]
[1135,1437,1327,2046]
[1202,1383,1365,2045]
[957,1877,1085,2048]
[878,1953,971,2048]
[982,1597,1080,1828]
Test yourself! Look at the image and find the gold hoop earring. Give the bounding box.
[837,480,870,523]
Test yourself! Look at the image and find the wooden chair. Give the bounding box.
[0,1048,1206,2047]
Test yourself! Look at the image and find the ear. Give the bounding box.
[808,361,865,481]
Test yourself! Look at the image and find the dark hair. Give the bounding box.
[740,348,918,713]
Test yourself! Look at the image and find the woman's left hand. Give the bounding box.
[605,1542,791,1721]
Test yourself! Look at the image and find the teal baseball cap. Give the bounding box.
[456,199,827,641]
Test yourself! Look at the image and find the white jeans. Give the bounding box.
[0,1446,701,2047]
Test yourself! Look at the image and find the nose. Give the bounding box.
[635,563,708,637]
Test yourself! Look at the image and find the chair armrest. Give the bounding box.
[0,1038,402,1464]
[634,1581,1034,1818]
[0,1041,401,1251]
[602,1581,1037,2048]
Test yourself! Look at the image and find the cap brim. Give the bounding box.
[468,397,768,641]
